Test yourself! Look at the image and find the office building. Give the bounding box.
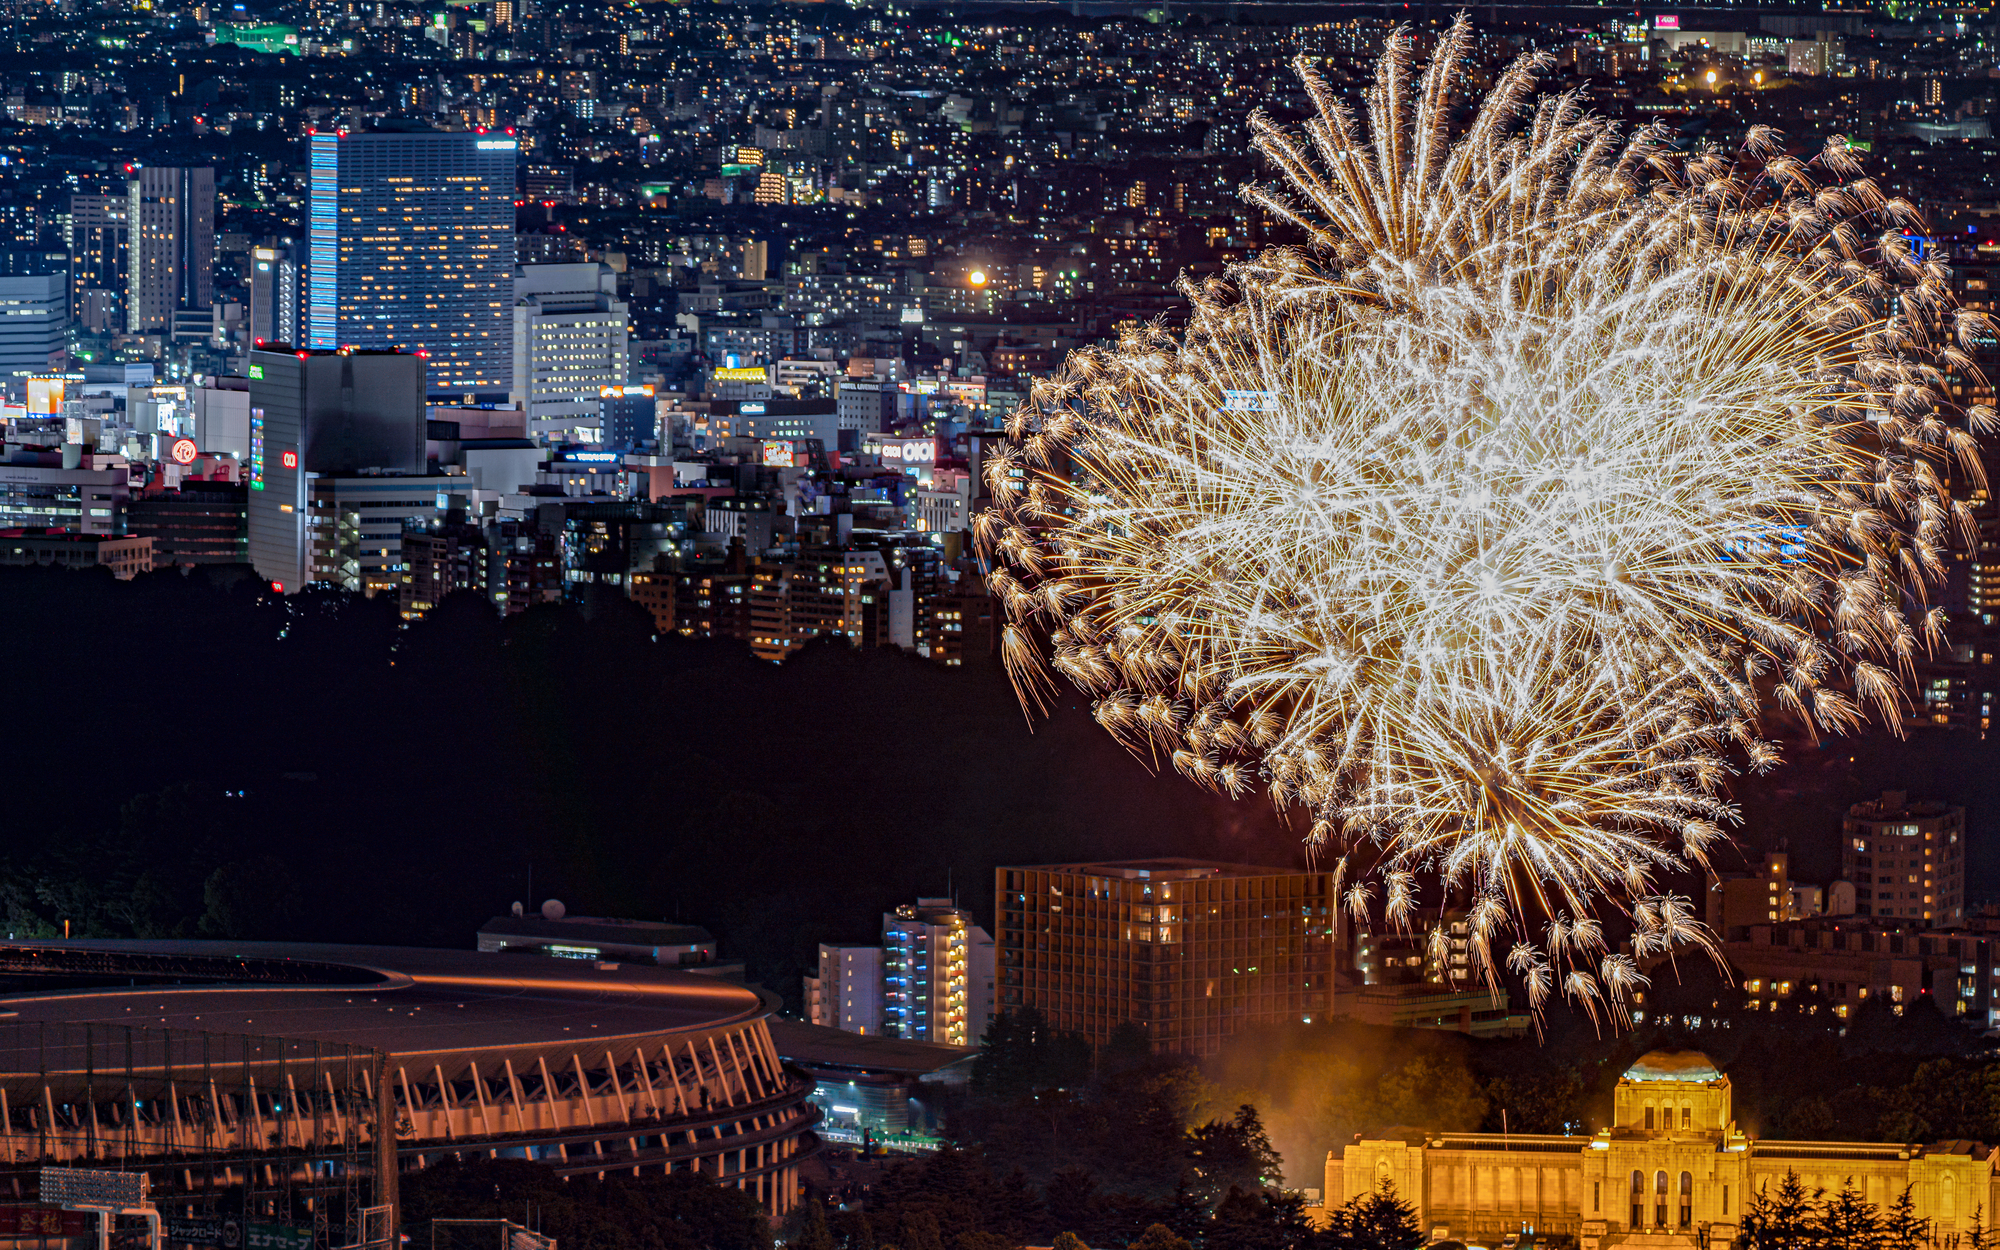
[1842,790,1967,925]
[66,193,126,334]
[0,461,130,534]
[883,899,995,1047]
[1324,1051,1984,1249]
[512,262,629,439]
[1704,850,1846,937]
[245,346,426,593]
[189,377,251,460]
[0,531,153,578]
[598,384,657,449]
[1709,916,2000,1026]
[307,129,515,401]
[803,901,992,1046]
[837,380,895,437]
[308,474,454,596]
[1352,908,1471,985]
[248,244,300,347]
[996,858,1339,1056]
[126,483,248,567]
[0,274,66,375]
[126,167,214,334]
[809,945,885,1034]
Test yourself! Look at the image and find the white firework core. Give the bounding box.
[978,20,1992,1027]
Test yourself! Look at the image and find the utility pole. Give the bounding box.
[373,1051,399,1247]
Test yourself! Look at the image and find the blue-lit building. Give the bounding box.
[307,128,515,402]
[0,273,66,375]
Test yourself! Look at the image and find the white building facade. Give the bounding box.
[512,263,630,441]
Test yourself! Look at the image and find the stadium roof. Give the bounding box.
[0,941,766,1071]
[767,1018,978,1078]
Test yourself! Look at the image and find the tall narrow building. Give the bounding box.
[125,167,214,333]
[248,244,301,347]
[245,346,427,593]
[307,128,515,402]
[66,192,127,334]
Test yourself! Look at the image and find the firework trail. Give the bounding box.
[976,19,1991,1021]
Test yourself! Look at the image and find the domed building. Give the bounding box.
[1326,1050,1991,1249]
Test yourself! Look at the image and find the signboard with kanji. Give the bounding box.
[0,1205,93,1236]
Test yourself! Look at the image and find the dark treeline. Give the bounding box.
[0,564,1287,1005]
[795,1010,1424,1250]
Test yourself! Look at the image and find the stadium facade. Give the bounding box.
[0,942,818,1235]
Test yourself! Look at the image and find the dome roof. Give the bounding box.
[1623,1050,1723,1083]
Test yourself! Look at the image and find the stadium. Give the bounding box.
[0,941,819,1232]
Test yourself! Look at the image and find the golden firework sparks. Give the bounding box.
[978,20,1992,1021]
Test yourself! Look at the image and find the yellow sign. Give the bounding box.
[713,367,766,382]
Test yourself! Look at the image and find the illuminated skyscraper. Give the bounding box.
[125,167,213,334]
[307,129,515,402]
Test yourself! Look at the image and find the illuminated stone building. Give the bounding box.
[1326,1051,1991,1248]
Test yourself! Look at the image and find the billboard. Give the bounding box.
[867,436,938,463]
[763,439,797,467]
[26,377,65,416]
[1654,13,1680,27]
[712,367,767,383]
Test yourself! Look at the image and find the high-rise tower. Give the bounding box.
[125,167,214,333]
[307,128,515,402]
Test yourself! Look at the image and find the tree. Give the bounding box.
[1373,1054,1488,1131]
[1128,1224,1193,1250]
[1044,1168,1101,1238]
[1815,1179,1882,1250]
[1185,1105,1284,1203]
[1742,1172,1824,1250]
[1966,1204,1988,1250]
[1050,1234,1090,1250]
[974,1009,1091,1099]
[1329,1179,1423,1250]
[1207,1186,1320,1250]
[1884,1186,1932,1250]
[792,1198,837,1250]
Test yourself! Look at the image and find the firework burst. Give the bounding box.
[977,19,1992,1023]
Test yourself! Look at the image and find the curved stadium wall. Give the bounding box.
[0,942,818,1227]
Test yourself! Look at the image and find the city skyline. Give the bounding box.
[3,0,2000,1247]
